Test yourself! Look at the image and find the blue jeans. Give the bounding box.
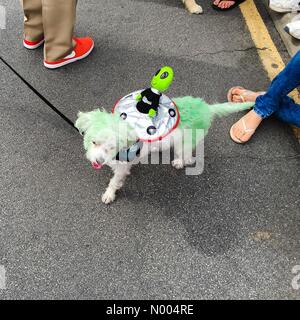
[254,50,300,128]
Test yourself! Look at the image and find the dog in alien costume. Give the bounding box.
[75,67,253,204]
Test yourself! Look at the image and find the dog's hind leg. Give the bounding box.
[172,146,195,169]
[102,164,132,204]
[172,130,195,169]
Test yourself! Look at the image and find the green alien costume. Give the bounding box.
[113,66,180,142]
[76,66,254,165]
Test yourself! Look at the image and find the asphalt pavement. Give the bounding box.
[0,0,299,299]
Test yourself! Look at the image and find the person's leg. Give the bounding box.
[254,50,300,119]
[42,0,77,62]
[274,96,300,127]
[230,51,300,143]
[22,0,43,42]
[229,50,300,106]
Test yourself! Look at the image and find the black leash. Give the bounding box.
[0,56,77,130]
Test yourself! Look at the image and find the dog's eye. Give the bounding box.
[93,141,97,145]
[104,145,114,152]
[106,144,114,150]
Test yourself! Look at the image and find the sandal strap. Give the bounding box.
[239,90,255,102]
[241,118,255,134]
[234,89,266,103]
[239,94,245,103]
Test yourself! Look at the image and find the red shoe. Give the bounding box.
[44,37,94,69]
[23,38,44,50]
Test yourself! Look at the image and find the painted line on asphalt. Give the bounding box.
[240,0,300,139]
[240,0,285,79]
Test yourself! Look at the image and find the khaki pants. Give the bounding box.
[22,0,77,62]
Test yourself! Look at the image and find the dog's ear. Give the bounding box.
[75,111,93,135]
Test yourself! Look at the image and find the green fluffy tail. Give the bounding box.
[209,101,254,118]
[172,96,254,147]
[173,96,254,131]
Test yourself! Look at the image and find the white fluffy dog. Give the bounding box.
[75,97,253,204]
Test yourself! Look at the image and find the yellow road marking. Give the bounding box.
[240,1,285,79]
[239,0,300,139]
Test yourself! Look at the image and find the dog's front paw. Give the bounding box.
[187,4,203,14]
[172,159,185,169]
[102,189,116,204]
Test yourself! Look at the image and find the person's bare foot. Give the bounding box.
[213,0,236,9]
[228,87,266,103]
[230,110,263,143]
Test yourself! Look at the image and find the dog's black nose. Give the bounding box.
[96,158,104,165]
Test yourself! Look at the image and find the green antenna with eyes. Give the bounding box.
[136,66,174,117]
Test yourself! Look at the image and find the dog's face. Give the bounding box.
[75,109,136,169]
[86,128,118,169]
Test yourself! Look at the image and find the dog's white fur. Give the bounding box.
[76,99,253,204]
[87,126,194,204]
[182,0,203,14]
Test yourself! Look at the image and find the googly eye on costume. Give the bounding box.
[113,89,180,142]
[169,108,176,117]
[147,126,157,135]
[160,72,169,79]
[120,112,127,120]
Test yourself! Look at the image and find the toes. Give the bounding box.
[236,131,252,143]
[232,125,241,139]
[231,119,255,143]
[232,95,243,103]
[218,1,235,9]
[232,123,246,140]
[233,88,245,97]
[234,128,246,141]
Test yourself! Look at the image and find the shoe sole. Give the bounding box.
[285,27,300,40]
[269,4,300,13]
[43,43,94,69]
[23,39,44,50]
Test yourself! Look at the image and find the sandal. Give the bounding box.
[230,117,256,144]
[227,86,266,103]
[212,0,246,11]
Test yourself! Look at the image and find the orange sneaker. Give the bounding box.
[44,37,94,69]
[23,38,44,50]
